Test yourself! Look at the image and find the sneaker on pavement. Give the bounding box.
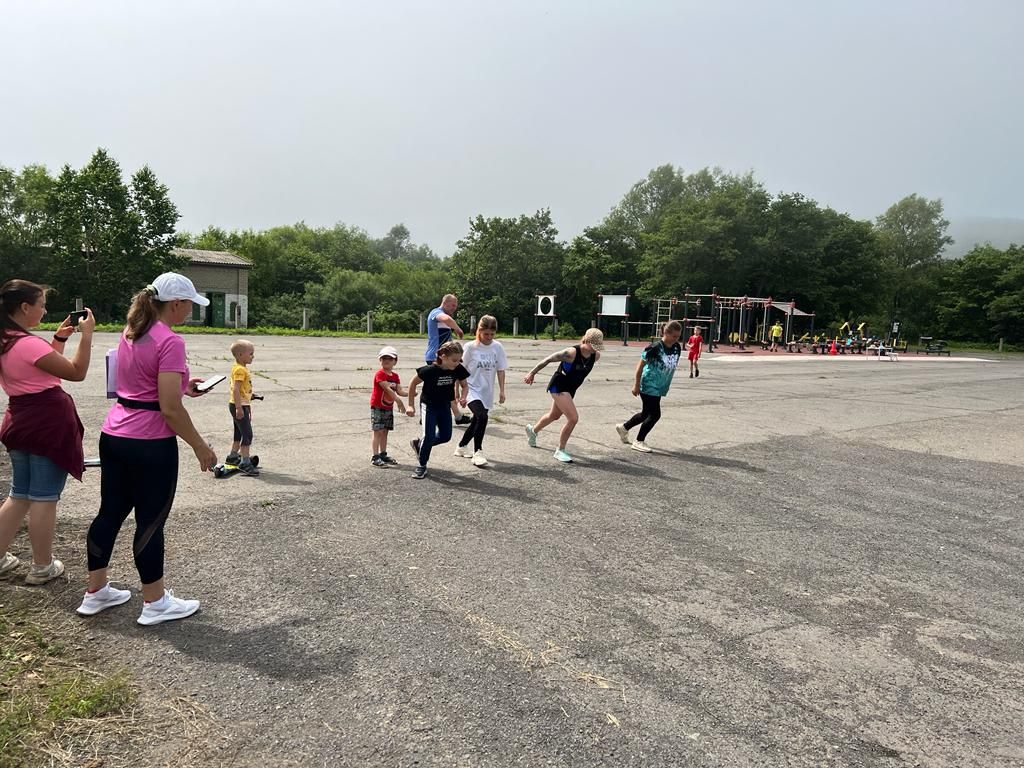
[371,455,386,467]
[137,589,200,626]
[695,368,700,378]
[0,552,21,577]
[471,451,489,467]
[238,460,260,477]
[631,440,653,453]
[25,559,64,585]
[410,437,421,457]
[553,448,572,463]
[453,444,472,458]
[525,425,537,448]
[77,583,132,616]
[615,424,630,444]
[411,465,428,480]
[455,414,473,426]
[379,453,398,465]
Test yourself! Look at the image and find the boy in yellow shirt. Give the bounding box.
[226,339,259,476]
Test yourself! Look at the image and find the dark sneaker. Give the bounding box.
[238,460,260,477]
[411,465,428,480]
[410,438,421,457]
[372,456,386,467]
[225,453,241,466]
[695,367,700,378]
[379,453,398,465]
[455,415,472,426]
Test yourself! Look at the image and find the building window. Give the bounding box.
[230,302,237,322]
[192,302,203,322]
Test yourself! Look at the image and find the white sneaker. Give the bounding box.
[525,425,537,448]
[137,589,200,626]
[553,448,572,463]
[0,552,21,576]
[77,583,132,616]
[631,441,653,453]
[471,450,489,467]
[615,424,630,444]
[453,444,473,458]
[25,559,64,585]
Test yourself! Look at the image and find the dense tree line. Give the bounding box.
[1,152,1021,343]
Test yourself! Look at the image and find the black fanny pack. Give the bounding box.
[117,396,161,412]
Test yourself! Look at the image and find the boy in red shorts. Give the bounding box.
[370,346,408,467]
[687,326,703,378]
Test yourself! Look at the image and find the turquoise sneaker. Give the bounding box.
[525,425,537,447]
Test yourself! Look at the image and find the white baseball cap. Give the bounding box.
[150,272,210,306]
[378,346,399,359]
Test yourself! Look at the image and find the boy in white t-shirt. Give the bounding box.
[453,315,507,467]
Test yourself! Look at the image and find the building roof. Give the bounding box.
[174,248,253,268]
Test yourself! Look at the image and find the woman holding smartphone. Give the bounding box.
[77,273,217,625]
[0,280,94,584]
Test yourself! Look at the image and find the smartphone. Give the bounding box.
[195,374,227,392]
[69,310,89,326]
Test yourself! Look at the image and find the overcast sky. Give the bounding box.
[3,0,1021,254]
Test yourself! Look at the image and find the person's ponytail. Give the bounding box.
[124,284,163,340]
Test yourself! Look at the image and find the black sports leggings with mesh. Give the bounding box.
[623,393,662,441]
[86,433,178,585]
[458,400,490,452]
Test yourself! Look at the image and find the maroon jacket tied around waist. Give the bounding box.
[1,386,85,481]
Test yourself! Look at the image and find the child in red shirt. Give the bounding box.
[687,327,703,378]
[370,346,409,467]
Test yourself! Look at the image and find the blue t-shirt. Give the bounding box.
[639,340,682,397]
[425,306,453,362]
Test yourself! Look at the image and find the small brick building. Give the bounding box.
[175,248,253,328]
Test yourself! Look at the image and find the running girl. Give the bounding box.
[523,328,604,463]
[453,316,507,467]
[406,341,469,480]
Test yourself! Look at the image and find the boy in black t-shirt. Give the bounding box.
[406,341,469,479]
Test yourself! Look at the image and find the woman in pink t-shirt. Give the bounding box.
[78,273,217,626]
[0,279,95,585]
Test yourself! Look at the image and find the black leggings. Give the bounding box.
[624,393,662,441]
[458,400,489,452]
[86,433,178,585]
[230,404,253,445]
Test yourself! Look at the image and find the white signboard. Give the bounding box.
[599,294,629,317]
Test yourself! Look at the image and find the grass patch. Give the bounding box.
[0,594,135,768]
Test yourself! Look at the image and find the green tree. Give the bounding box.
[44,149,182,319]
[449,210,564,324]
[0,164,55,280]
[937,244,1024,343]
[874,194,953,334]
[640,170,771,300]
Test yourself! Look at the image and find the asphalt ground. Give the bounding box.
[2,334,1022,767]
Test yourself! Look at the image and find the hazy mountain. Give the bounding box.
[944,216,1024,258]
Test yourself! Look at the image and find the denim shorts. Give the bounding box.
[7,450,69,502]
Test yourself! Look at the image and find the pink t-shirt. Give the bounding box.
[102,321,189,440]
[0,334,62,396]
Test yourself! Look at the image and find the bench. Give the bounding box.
[918,339,951,356]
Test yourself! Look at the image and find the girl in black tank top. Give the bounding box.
[547,344,596,397]
[522,330,605,463]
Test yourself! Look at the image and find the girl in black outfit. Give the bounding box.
[522,328,604,463]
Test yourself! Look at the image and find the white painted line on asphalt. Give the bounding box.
[707,355,999,363]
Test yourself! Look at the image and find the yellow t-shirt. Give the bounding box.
[229,363,252,405]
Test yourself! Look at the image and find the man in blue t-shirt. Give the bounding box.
[424,294,469,423]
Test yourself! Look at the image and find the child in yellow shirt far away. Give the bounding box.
[226,339,259,476]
